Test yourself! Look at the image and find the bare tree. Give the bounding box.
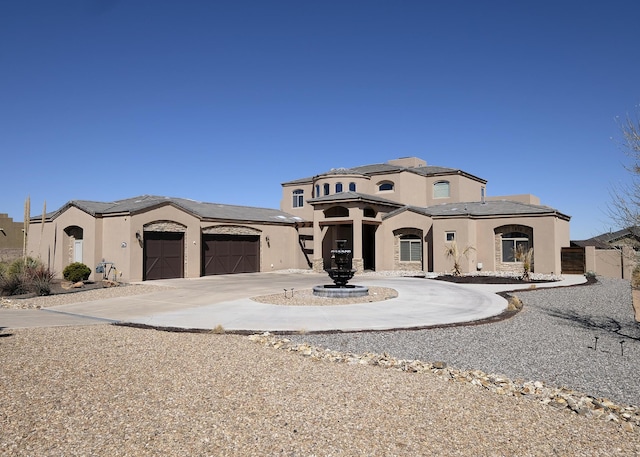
[609,109,640,229]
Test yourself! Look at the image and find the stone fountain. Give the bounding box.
[313,240,369,298]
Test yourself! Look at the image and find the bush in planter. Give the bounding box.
[63,262,91,283]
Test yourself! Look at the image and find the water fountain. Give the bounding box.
[312,240,369,298]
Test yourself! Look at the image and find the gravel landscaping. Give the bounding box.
[2,275,640,455]
[287,277,640,407]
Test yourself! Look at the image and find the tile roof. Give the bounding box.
[45,195,305,224]
[307,191,403,207]
[384,200,570,220]
[281,160,486,185]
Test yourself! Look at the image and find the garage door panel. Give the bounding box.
[202,234,259,275]
[144,232,184,280]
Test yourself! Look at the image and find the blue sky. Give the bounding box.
[1,0,638,240]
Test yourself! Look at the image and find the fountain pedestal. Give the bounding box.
[313,240,369,298]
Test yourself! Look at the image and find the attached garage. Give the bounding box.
[144,232,185,280]
[202,234,260,275]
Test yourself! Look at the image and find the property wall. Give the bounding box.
[0,213,24,262]
[585,245,635,280]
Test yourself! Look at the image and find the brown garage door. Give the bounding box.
[202,234,260,275]
[144,232,184,280]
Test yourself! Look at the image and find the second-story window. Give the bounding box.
[349,182,356,192]
[434,181,450,198]
[323,183,330,195]
[335,182,343,193]
[378,181,394,191]
[292,189,304,208]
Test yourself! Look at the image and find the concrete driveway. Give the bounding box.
[2,272,587,333]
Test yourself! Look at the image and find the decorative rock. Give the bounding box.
[247,332,640,431]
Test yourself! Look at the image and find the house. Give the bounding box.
[27,157,571,282]
[281,157,570,276]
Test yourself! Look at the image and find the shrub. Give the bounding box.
[28,264,56,296]
[0,273,28,296]
[63,262,91,283]
[0,258,55,296]
[632,265,640,289]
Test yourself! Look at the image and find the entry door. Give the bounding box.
[74,240,83,263]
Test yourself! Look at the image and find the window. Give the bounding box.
[445,231,455,242]
[434,181,450,198]
[315,185,320,198]
[335,182,343,193]
[349,182,356,192]
[324,206,349,218]
[292,189,304,208]
[400,235,422,262]
[502,232,529,262]
[378,181,394,191]
[363,207,376,218]
[323,183,330,195]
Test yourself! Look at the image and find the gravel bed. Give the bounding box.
[0,283,171,309]
[287,277,640,407]
[2,326,640,455]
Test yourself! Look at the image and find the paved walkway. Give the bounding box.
[0,273,587,333]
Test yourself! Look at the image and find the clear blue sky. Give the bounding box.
[1,0,638,240]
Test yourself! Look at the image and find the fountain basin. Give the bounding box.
[312,284,370,298]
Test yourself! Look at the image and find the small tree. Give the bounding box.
[609,109,640,229]
[515,245,534,281]
[444,241,475,276]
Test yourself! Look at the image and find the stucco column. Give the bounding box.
[312,214,326,272]
[350,207,364,272]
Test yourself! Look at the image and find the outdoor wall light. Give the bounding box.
[135,231,142,241]
[0,228,6,236]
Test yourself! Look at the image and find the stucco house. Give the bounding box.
[27,157,571,282]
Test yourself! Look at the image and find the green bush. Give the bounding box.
[63,262,92,283]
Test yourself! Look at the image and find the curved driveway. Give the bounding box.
[26,272,587,333]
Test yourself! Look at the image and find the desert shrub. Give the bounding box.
[0,272,29,296]
[63,262,91,282]
[632,265,640,289]
[0,258,55,296]
[28,263,56,295]
[8,257,39,277]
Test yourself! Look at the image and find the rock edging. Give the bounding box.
[248,332,640,432]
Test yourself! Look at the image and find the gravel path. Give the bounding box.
[288,277,640,407]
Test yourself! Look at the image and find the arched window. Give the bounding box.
[292,189,304,208]
[502,232,530,262]
[434,181,450,198]
[400,234,422,262]
[335,182,343,193]
[324,206,350,218]
[349,182,356,192]
[323,183,330,196]
[315,185,320,198]
[378,181,394,192]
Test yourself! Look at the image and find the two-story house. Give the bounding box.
[281,157,570,275]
